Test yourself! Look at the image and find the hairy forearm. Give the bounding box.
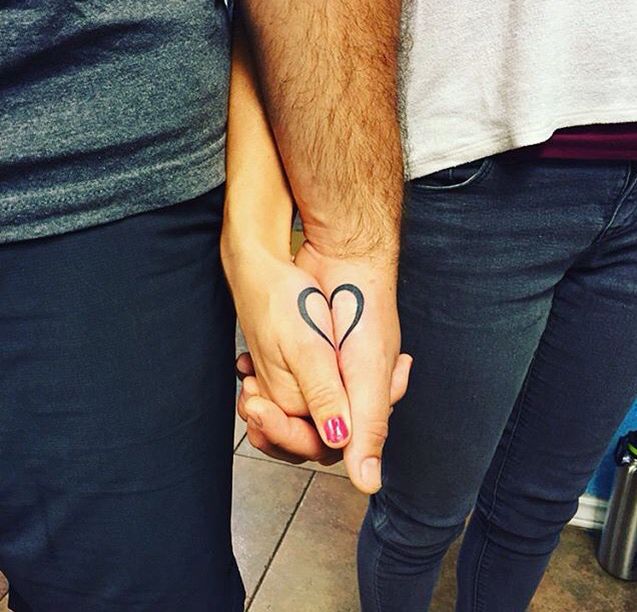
[242,0,404,260]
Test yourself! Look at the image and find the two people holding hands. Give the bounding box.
[224,7,411,494]
[2,1,637,611]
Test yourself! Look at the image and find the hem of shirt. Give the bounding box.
[406,107,637,181]
[0,153,225,244]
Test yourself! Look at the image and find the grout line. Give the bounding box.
[233,431,247,453]
[234,451,349,479]
[246,472,316,610]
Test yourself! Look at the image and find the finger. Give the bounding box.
[287,295,352,449]
[235,352,256,380]
[237,390,247,421]
[245,395,341,463]
[389,353,413,405]
[246,419,308,464]
[236,375,260,421]
[289,345,352,449]
[248,429,341,466]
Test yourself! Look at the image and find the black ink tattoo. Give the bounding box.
[297,287,334,348]
[297,283,364,350]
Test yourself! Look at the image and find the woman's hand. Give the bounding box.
[222,235,354,452]
[223,16,355,454]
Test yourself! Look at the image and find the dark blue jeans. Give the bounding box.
[0,190,244,611]
[358,158,637,611]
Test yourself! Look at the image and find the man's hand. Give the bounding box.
[295,242,412,492]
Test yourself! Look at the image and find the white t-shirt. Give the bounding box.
[402,0,637,180]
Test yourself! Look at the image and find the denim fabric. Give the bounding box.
[358,158,637,611]
[0,189,244,611]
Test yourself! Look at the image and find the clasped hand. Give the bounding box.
[224,235,412,494]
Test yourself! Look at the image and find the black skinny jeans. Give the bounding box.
[0,190,244,611]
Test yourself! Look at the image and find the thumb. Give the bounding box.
[285,284,353,449]
[342,359,393,494]
[285,292,352,448]
[289,341,353,449]
[342,353,412,492]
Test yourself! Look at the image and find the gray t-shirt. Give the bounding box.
[0,0,230,243]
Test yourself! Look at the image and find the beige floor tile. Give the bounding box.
[236,326,248,355]
[232,455,312,604]
[236,436,349,478]
[249,472,368,612]
[233,331,246,449]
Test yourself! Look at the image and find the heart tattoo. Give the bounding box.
[297,283,364,351]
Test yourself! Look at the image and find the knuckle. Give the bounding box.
[304,380,342,413]
[362,418,389,447]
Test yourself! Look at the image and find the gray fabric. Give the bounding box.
[0,0,230,243]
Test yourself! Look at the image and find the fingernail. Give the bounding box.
[324,416,349,444]
[235,366,246,381]
[361,457,381,491]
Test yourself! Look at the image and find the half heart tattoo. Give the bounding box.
[297,283,364,351]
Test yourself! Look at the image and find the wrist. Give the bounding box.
[299,236,400,278]
[221,232,288,284]
[299,209,401,264]
[222,195,293,264]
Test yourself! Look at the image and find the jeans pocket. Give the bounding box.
[412,157,494,191]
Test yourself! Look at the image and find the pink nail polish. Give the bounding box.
[324,416,349,443]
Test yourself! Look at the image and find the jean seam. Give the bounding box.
[372,530,386,612]
[471,352,538,611]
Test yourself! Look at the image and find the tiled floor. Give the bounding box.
[233,413,637,612]
[233,416,637,611]
[232,331,636,611]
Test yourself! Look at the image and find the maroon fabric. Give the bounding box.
[510,123,637,160]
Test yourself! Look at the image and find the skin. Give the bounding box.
[222,4,411,494]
